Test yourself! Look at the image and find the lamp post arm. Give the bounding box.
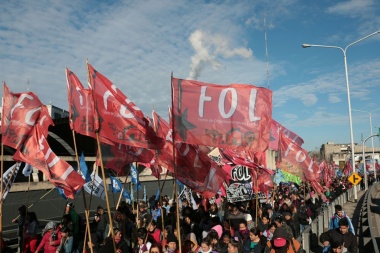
[362,134,380,190]
[345,31,380,51]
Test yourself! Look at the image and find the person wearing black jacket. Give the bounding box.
[320,218,357,253]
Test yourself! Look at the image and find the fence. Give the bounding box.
[297,187,355,252]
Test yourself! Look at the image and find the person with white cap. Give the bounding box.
[244,213,254,230]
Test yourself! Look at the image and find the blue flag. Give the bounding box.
[79,152,91,183]
[274,169,287,185]
[110,176,131,201]
[155,189,160,201]
[56,187,68,200]
[143,185,147,202]
[131,164,142,191]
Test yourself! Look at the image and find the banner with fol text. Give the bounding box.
[172,78,272,151]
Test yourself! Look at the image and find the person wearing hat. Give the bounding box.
[64,202,81,240]
[164,234,179,253]
[12,205,27,252]
[266,227,301,253]
[36,221,61,253]
[137,202,152,228]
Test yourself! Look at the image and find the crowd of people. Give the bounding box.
[10,174,370,253]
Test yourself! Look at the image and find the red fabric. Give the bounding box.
[13,125,84,199]
[153,110,227,198]
[23,237,38,253]
[171,78,272,151]
[343,161,352,175]
[139,160,162,179]
[269,119,304,150]
[87,63,164,149]
[36,231,60,253]
[1,83,45,149]
[279,132,323,194]
[66,68,97,138]
[98,143,154,175]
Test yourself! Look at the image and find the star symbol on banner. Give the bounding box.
[175,108,196,141]
[70,104,80,123]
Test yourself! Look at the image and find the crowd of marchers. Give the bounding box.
[9,174,377,253]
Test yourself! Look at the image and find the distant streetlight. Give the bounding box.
[352,108,380,180]
[362,134,380,190]
[302,30,380,201]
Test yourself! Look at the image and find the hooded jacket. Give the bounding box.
[185,233,200,253]
[329,212,355,235]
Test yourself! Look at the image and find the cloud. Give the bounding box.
[273,59,380,107]
[326,0,375,17]
[328,94,341,103]
[187,30,253,80]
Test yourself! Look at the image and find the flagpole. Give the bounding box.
[87,60,116,252]
[0,89,5,246]
[71,130,94,253]
[116,170,130,210]
[171,74,182,253]
[151,108,166,230]
[135,162,140,228]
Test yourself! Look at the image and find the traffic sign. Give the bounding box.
[348,172,362,186]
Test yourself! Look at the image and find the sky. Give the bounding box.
[1,0,380,152]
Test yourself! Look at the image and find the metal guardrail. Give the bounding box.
[367,183,380,253]
[298,188,355,252]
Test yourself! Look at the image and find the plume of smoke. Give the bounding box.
[187,30,253,80]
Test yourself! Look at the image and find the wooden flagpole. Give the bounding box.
[151,108,166,230]
[87,60,116,252]
[71,130,93,253]
[116,170,130,210]
[135,162,140,228]
[170,74,182,253]
[0,88,5,246]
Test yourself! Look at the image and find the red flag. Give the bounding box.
[269,119,304,150]
[139,160,162,179]
[87,63,164,149]
[1,84,44,149]
[66,68,97,138]
[171,78,272,151]
[153,110,227,197]
[13,125,84,199]
[279,132,324,194]
[98,143,154,175]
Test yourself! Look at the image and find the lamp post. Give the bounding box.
[302,30,380,202]
[352,108,380,180]
[362,134,380,190]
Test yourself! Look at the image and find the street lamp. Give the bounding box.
[362,134,380,190]
[352,108,380,180]
[302,30,380,201]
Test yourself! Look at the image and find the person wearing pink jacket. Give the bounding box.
[35,221,61,253]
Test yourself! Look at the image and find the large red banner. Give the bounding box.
[172,78,272,151]
[2,84,44,149]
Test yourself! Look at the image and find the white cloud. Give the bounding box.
[326,0,375,17]
[328,94,341,103]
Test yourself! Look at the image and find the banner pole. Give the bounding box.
[71,130,93,253]
[0,89,5,247]
[171,75,182,253]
